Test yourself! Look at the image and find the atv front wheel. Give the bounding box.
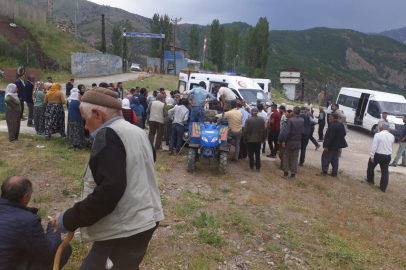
[187,147,197,172]
[219,151,228,174]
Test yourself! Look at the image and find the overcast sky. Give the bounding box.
[88,0,406,33]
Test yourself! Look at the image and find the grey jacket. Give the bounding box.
[168,105,189,126]
[283,116,305,142]
[147,100,168,124]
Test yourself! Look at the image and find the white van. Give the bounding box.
[337,87,406,137]
[178,72,271,105]
[252,78,272,100]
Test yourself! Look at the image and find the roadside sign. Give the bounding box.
[123,32,165,39]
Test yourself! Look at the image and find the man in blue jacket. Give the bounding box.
[0,176,72,270]
[26,75,35,127]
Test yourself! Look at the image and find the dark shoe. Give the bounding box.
[230,158,238,163]
[166,142,170,146]
[299,163,303,167]
[329,173,338,178]
[256,169,261,173]
[270,155,277,159]
[389,163,397,167]
[290,174,296,179]
[266,154,273,158]
[282,172,289,179]
[168,151,174,155]
[317,172,328,177]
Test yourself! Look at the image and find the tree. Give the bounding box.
[208,19,225,71]
[150,13,173,58]
[225,26,240,71]
[245,17,269,76]
[189,24,200,60]
[111,24,122,57]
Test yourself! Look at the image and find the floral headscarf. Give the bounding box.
[33,81,45,102]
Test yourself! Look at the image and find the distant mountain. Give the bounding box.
[44,0,406,95]
[373,27,406,45]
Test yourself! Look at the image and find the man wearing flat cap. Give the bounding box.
[51,88,164,270]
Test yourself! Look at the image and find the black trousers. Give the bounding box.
[321,149,340,175]
[239,129,248,159]
[318,121,325,140]
[309,126,318,147]
[367,153,391,192]
[79,223,158,270]
[20,100,25,118]
[247,142,261,169]
[268,130,280,156]
[299,134,310,165]
[327,114,331,127]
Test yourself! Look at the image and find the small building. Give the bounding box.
[280,68,300,100]
[147,51,188,75]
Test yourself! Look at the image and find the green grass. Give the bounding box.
[125,75,179,92]
[16,19,98,69]
[173,190,204,218]
[191,211,220,228]
[197,230,225,246]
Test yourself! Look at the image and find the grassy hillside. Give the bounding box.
[16,18,98,69]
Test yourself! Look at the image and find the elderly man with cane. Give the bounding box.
[51,88,164,270]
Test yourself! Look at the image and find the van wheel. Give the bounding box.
[371,125,378,135]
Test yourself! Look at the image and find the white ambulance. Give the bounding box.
[252,78,272,100]
[178,71,271,106]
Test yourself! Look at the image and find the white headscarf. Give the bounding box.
[68,88,79,102]
[166,98,175,105]
[5,84,19,101]
[122,98,131,110]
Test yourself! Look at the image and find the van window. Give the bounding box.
[268,83,271,92]
[257,83,265,90]
[337,94,346,105]
[344,96,359,109]
[367,101,381,118]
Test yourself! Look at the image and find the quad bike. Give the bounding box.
[187,117,230,174]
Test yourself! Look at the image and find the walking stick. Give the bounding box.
[53,231,75,270]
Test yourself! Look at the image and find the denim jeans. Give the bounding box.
[190,107,205,123]
[393,142,406,165]
[169,123,184,152]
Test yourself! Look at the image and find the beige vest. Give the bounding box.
[149,101,165,124]
[81,119,164,243]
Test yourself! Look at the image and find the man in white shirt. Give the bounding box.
[304,99,313,114]
[366,122,395,192]
[257,103,269,153]
[218,87,236,111]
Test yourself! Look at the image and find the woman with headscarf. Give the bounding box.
[77,84,86,97]
[122,98,138,125]
[4,84,21,142]
[67,88,85,150]
[33,82,46,135]
[130,96,145,128]
[44,83,66,140]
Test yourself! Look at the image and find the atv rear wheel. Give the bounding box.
[187,147,197,172]
[219,151,228,174]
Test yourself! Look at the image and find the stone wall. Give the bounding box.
[0,0,47,24]
[71,53,123,77]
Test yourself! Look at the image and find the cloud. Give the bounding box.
[88,0,406,32]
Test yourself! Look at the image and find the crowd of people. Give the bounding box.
[2,76,406,269]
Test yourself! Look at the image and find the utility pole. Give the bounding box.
[74,9,78,38]
[122,28,127,73]
[101,14,106,53]
[171,18,181,76]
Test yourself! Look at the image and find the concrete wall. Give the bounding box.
[283,84,296,101]
[0,0,47,24]
[71,53,123,77]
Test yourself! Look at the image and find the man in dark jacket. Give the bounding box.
[244,108,267,172]
[139,88,149,128]
[115,82,124,99]
[0,176,72,269]
[26,75,35,127]
[299,107,317,166]
[15,73,26,119]
[317,113,348,177]
[282,107,305,179]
